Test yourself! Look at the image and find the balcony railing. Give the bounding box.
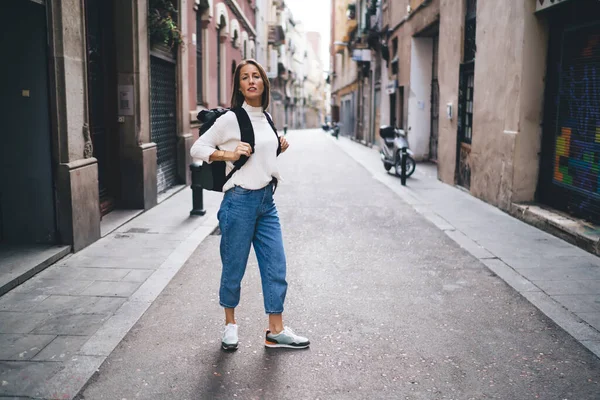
[268,24,286,46]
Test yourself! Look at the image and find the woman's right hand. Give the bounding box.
[231,142,252,161]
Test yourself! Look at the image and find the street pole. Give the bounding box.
[189,163,206,216]
[400,147,408,186]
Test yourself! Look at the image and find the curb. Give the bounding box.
[509,203,600,257]
[39,212,220,400]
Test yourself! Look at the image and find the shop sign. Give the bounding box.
[352,49,371,62]
[118,85,134,116]
[385,80,398,95]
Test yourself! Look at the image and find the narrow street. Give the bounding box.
[77,130,600,400]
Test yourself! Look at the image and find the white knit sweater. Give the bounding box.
[190,102,282,192]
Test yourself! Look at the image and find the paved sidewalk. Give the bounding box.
[0,188,223,399]
[335,135,600,359]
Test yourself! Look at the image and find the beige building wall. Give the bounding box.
[440,0,548,209]
[331,0,357,98]
[385,0,552,213]
[436,0,465,185]
[510,3,548,204]
[49,0,101,251]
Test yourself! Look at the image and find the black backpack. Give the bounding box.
[195,107,281,192]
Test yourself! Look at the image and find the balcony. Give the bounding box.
[334,35,350,54]
[274,0,285,11]
[268,24,286,46]
[345,18,358,38]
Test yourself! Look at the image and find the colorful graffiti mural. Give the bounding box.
[553,27,600,199]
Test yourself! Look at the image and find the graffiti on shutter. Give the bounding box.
[552,24,600,219]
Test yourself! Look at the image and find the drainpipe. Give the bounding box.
[370,60,376,146]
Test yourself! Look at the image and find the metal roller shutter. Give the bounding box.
[541,21,600,222]
[150,56,178,193]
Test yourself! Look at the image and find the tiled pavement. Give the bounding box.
[0,188,223,399]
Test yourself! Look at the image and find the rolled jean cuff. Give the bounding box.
[220,302,238,309]
[265,309,284,314]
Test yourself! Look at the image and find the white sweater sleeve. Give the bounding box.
[190,111,237,164]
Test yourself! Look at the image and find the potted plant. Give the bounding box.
[148,0,183,51]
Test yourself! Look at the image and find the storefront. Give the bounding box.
[538,0,600,223]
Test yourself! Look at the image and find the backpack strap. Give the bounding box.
[264,112,282,156]
[223,107,256,184]
[263,112,281,194]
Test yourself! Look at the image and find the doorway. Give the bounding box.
[430,34,440,162]
[0,0,56,243]
[389,92,396,127]
[456,0,477,189]
[85,0,120,215]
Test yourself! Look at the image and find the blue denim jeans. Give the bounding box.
[217,183,287,314]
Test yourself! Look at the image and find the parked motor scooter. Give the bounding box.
[331,122,340,139]
[379,125,416,178]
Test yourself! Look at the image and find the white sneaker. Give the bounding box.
[265,326,310,349]
[222,323,238,351]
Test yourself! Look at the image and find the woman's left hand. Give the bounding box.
[280,136,289,153]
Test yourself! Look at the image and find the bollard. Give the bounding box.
[190,162,207,216]
[400,147,408,186]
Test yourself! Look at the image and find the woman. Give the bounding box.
[190,59,309,351]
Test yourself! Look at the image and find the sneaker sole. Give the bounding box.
[264,341,309,349]
[221,343,238,351]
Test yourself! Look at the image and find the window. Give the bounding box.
[391,37,399,75]
[232,31,239,48]
[458,0,477,144]
[464,0,477,63]
[196,13,203,105]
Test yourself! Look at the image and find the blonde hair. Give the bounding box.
[230,59,271,110]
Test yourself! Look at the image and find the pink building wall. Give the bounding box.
[187,1,257,138]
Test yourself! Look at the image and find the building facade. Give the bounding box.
[330,0,380,145]
[330,0,359,137]
[1,0,327,258]
[1,0,192,252]
[379,0,600,227]
[187,0,257,132]
[266,1,327,131]
[186,0,328,134]
[381,0,441,162]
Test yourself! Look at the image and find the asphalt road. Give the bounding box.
[77,130,600,400]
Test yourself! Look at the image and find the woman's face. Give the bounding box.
[239,64,264,105]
